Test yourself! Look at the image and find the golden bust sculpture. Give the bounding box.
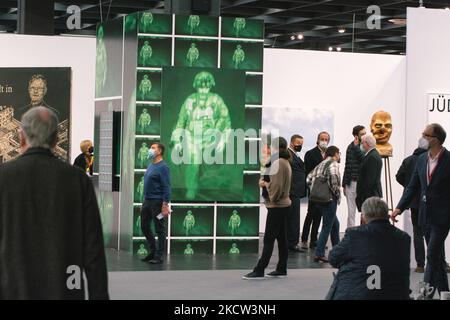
[370,111,393,157]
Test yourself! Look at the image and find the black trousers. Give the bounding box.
[423,223,449,295]
[287,196,301,249]
[254,207,290,273]
[141,199,165,258]
[411,208,426,268]
[301,200,322,244]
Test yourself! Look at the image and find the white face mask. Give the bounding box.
[319,141,328,149]
[418,137,430,150]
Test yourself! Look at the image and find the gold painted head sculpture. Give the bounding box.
[370,111,393,157]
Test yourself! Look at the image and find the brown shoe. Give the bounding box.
[314,256,329,263]
[414,267,424,273]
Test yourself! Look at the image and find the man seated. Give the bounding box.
[326,197,410,300]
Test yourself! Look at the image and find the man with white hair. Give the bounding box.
[356,134,383,214]
[327,197,410,300]
[0,107,108,300]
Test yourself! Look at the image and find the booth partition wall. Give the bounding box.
[94,11,264,256]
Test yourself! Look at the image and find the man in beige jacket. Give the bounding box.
[243,137,292,279]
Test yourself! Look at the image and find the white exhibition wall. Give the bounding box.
[0,34,96,162]
[406,7,450,262]
[262,48,407,232]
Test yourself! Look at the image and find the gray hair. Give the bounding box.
[362,134,376,148]
[361,197,389,223]
[20,107,59,149]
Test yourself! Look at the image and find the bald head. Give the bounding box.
[20,107,59,150]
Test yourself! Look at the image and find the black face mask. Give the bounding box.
[88,146,94,154]
[293,145,302,152]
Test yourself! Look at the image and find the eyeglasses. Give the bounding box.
[422,133,437,139]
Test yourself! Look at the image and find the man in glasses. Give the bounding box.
[392,123,450,299]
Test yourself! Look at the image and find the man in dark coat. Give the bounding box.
[342,125,366,228]
[392,123,450,298]
[356,134,383,213]
[395,139,428,272]
[287,134,307,252]
[0,107,108,300]
[327,197,410,300]
[301,131,330,249]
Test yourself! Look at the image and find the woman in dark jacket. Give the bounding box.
[73,140,94,175]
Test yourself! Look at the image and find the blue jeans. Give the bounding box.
[315,200,340,258]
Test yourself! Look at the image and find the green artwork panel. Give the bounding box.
[133,205,168,237]
[170,206,214,237]
[244,107,262,132]
[136,104,160,135]
[133,205,144,237]
[134,239,150,257]
[245,74,263,105]
[220,41,263,72]
[138,12,173,34]
[124,13,138,33]
[135,137,158,169]
[216,206,259,236]
[137,37,171,67]
[161,67,246,202]
[136,70,161,101]
[174,38,218,68]
[170,239,213,255]
[216,239,259,255]
[175,14,218,36]
[221,17,264,39]
[243,173,261,203]
[134,172,145,204]
[96,19,124,98]
[244,139,261,171]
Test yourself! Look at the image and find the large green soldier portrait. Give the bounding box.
[161,67,245,202]
[175,15,218,36]
[217,206,259,236]
[137,37,171,68]
[136,105,160,135]
[175,39,218,68]
[136,71,161,101]
[221,41,263,72]
[221,17,264,39]
[170,206,214,236]
[138,12,172,34]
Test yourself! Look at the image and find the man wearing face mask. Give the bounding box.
[287,135,307,252]
[301,131,330,249]
[342,126,366,228]
[395,137,429,273]
[392,124,450,298]
[141,142,171,264]
[355,134,382,214]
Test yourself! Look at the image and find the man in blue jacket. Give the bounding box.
[141,142,171,264]
[392,123,450,298]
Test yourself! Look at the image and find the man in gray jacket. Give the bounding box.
[243,137,292,279]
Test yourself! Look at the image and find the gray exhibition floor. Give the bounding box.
[105,248,429,300]
[108,269,425,300]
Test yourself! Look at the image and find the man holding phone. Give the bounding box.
[141,142,171,264]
